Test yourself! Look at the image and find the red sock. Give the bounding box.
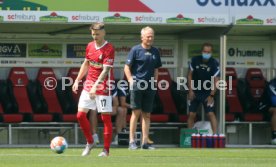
[101,114,112,153]
[77,112,93,144]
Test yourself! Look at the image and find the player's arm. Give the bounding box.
[154,68,158,85]
[210,62,220,97]
[188,61,195,100]
[206,76,218,106]
[206,63,220,105]
[125,47,136,84]
[210,76,219,97]
[75,59,89,82]
[72,59,89,93]
[187,70,193,91]
[124,64,133,83]
[90,65,112,93]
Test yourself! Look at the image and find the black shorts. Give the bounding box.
[111,86,118,97]
[112,85,128,97]
[189,93,215,113]
[129,83,156,113]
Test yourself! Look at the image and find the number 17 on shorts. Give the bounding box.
[96,95,112,113]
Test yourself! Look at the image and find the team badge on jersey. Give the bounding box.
[99,54,103,60]
[145,52,152,56]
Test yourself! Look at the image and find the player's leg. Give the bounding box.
[129,88,142,149]
[111,91,119,144]
[141,112,152,149]
[111,90,119,116]
[112,95,119,134]
[269,94,276,143]
[115,107,124,133]
[89,109,99,144]
[118,89,128,132]
[77,90,96,156]
[96,95,113,156]
[139,113,154,144]
[77,109,93,144]
[270,108,276,142]
[129,109,141,149]
[99,113,112,156]
[269,108,276,131]
[112,107,123,145]
[203,100,217,134]
[187,99,200,128]
[121,108,127,131]
[207,112,217,133]
[140,89,155,149]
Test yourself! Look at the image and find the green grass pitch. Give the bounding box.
[0,148,276,167]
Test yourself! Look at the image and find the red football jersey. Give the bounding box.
[83,41,115,95]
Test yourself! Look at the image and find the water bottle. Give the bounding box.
[195,134,201,148]
[213,134,219,148]
[201,134,207,148]
[218,134,226,148]
[191,133,196,148]
[206,134,213,148]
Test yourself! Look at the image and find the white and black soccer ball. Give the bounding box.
[50,136,68,154]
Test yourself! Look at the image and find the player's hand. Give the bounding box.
[188,90,195,101]
[72,81,79,94]
[128,78,134,86]
[206,96,214,107]
[89,87,96,99]
[128,78,135,90]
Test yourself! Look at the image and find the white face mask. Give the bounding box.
[202,53,211,59]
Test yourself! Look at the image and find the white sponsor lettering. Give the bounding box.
[42,71,53,75]
[14,71,25,74]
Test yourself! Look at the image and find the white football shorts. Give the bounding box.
[78,90,112,113]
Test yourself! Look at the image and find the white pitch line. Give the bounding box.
[0,154,80,157]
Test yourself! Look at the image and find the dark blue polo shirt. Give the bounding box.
[126,44,162,81]
[269,78,276,95]
[189,55,220,95]
[268,78,276,106]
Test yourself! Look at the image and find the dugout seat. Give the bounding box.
[157,68,177,114]
[67,68,83,103]
[243,68,266,121]
[36,68,63,121]
[225,68,243,121]
[151,93,168,122]
[55,68,81,122]
[170,80,188,122]
[156,68,177,122]
[0,81,23,123]
[0,103,23,123]
[8,67,52,122]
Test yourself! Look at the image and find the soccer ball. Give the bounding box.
[50,136,68,154]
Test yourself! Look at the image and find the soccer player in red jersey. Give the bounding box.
[72,22,114,157]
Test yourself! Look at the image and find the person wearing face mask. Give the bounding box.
[187,43,219,134]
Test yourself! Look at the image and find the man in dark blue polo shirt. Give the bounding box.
[124,26,162,150]
[187,43,219,134]
[263,78,276,144]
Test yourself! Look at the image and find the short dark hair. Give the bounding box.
[90,22,105,30]
[201,43,213,51]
